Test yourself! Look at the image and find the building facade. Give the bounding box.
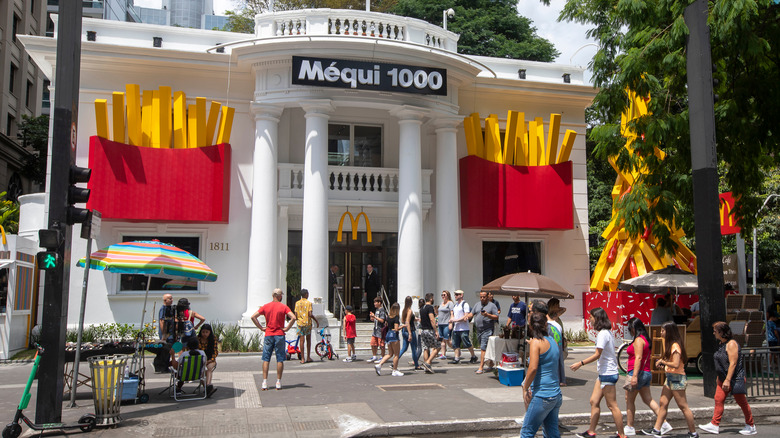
[20,9,595,332]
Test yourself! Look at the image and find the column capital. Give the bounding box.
[300,99,335,117]
[390,105,428,122]
[251,103,284,122]
[433,115,463,132]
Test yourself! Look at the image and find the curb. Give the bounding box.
[348,402,778,437]
[0,359,35,364]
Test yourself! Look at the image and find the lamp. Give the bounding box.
[86,31,96,41]
[153,37,162,48]
[562,73,571,83]
[518,69,526,79]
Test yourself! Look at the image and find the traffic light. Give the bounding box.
[67,165,91,225]
[36,251,59,270]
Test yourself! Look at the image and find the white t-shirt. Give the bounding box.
[452,300,471,332]
[595,329,619,376]
[691,301,699,312]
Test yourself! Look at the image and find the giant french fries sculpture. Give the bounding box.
[589,92,696,291]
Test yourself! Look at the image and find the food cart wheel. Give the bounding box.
[138,393,150,404]
[696,353,703,374]
[78,414,96,432]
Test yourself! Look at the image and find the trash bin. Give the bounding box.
[88,354,128,425]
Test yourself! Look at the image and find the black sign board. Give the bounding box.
[292,56,447,96]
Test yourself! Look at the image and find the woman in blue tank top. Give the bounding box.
[520,312,562,438]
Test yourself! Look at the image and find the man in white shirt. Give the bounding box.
[448,290,478,364]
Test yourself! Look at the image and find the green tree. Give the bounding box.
[392,0,558,61]
[0,192,20,234]
[549,0,780,257]
[585,107,616,272]
[17,114,49,187]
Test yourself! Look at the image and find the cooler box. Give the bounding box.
[120,377,139,401]
[497,366,525,386]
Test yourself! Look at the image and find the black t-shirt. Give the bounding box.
[386,315,399,331]
[420,304,435,330]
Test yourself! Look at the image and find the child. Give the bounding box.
[367,297,386,362]
[342,305,357,362]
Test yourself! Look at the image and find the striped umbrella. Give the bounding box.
[77,240,217,330]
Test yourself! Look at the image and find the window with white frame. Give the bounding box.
[118,235,201,292]
[328,123,382,167]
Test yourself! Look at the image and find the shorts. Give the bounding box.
[599,373,619,388]
[385,330,399,343]
[477,329,493,351]
[346,337,355,345]
[452,330,472,349]
[420,329,438,349]
[262,335,286,362]
[627,370,652,389]
[370,336,385,347]
[296,324,312,337]
[438,324,451,340]
[665,373,687,390]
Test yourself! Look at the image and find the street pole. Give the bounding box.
[36,1,82,422]
[684,0,726,398]
[67,237,92,408]
[753,194,779,295]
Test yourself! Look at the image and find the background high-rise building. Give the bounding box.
[0,0,48,199]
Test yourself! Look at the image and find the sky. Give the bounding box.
[136,0,596,81]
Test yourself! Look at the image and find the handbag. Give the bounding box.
[380,321,389,339]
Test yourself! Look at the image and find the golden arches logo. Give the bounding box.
[337,211,372,243]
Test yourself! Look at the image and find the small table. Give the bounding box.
[485,336,520,365]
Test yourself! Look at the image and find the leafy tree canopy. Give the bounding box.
[18,114,49,187]
[226,0,558,61]
[550,0,780,256]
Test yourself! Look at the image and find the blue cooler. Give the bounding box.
[497,366,525,386]
[120,377,139,401]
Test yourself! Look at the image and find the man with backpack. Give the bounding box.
[448,290,478,364]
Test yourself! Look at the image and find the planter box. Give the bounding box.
[87,136,231,223]
[459,155,573,229]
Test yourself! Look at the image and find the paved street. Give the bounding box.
[1,350,778,437]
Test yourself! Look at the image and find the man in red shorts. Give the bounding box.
[251,288,297,390]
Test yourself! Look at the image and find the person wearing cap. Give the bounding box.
[177,297,205,344]
[448,290,478,364]
[251,288,297,390]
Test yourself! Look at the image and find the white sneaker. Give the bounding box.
[366,356,377,363]
[698,423,719,434]
[661,422,673,435]
[738,424,756,436]
[624,426,636,436]
[374,364,381,375]
[261,380,268,391]
[391,369,404,377]
[343,357,352,362]
[275,380,282,390]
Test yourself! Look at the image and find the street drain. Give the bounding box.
[377,383,445,391]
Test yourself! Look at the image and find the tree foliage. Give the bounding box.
[392,0,558,61]
[17,114,49,187]
[551,0,780,257]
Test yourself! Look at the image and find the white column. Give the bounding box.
[434,117,461,297]
[391,106,427,307]
[244,104,283,317]
[300,100,334,308]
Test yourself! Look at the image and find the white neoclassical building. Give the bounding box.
[17,8,596,337]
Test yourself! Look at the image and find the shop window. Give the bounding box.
[42,80,50,108]
[118,235,201,292]
[482,241,542,285]
[7,114,15,137]
[12,14,19,43]
[328,123,382,167]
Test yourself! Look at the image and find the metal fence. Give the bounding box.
[742,347,780,399]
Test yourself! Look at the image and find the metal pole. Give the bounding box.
[36,0,82,422]
[736,233,747,295]
[67,238,92,408]
[685,0,725,398]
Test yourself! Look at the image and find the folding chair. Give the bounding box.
[166,355,206,401]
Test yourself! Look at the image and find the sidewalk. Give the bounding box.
[0,351,776,437]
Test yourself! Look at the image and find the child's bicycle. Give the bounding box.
[314,328,338,361]
[285,337,302,361]
[3,347,96,438]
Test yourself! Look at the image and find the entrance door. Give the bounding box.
[330,247,384,318]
